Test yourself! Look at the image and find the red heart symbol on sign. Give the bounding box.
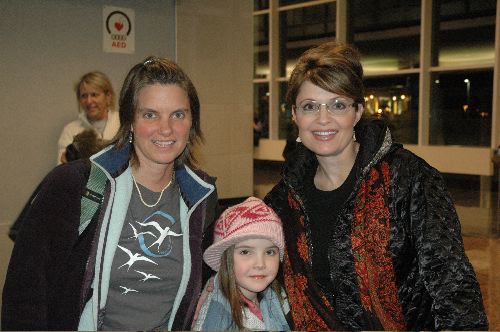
[115,22,124,31]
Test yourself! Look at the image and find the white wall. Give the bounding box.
[0,0,176,227]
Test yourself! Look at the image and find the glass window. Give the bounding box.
[364,74,419,144]
[432,0,496,67]
[430,70,492,146]
[254,14,269,79]
[349,0,421,73]
[278,81,291,140]
[254,0,269,11]
[280,0,317,5]
[279,3,336,78]
[254,83,270,143]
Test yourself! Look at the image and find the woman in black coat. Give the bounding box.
[264,41,488,331]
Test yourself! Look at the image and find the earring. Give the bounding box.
[296,136,302,143]
[128,131,133,143]
[353,130,357,142]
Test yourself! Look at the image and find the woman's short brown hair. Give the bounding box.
[286,41,365,109]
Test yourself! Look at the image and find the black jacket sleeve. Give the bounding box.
[398,151,488,330]
[2,161,92,330]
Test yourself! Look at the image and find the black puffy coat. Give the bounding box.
[265,120,488,330]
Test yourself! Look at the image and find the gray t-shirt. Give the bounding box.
[101,180,183,330]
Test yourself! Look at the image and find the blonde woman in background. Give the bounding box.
[57,71,120,163]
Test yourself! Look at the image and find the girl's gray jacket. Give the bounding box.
[192,273,290,331]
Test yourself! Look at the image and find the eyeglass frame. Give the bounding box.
[293,98,359,116]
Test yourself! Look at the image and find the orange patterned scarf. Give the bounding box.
[283,161,406,330]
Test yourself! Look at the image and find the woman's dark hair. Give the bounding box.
[286,41,365,109]
[113,56,203,168]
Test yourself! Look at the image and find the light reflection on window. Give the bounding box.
[279,3,335,78]
[254,83,270,142]
[364,75,419,144]
[430,71,492,146]
[433,0,495,67]
[349,1,421,73]
[254,14,269,79]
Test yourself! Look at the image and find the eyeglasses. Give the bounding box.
[294,99,357,116]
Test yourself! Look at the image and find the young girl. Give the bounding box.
[193,197,290,331]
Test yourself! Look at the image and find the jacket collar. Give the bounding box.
[281,119,398,195]
[91,143,130,177]
[77,111,93,128]
[90,142,214,208]
[175,166,214,209]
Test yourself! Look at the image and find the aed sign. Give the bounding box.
[103,6,135,54]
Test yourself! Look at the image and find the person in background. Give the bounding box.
[264,41,488,330]
[192,197,290,331]
[2,56,218,331]
[60,128,107,164]
[8,129,107,242]
[57,71,119,163]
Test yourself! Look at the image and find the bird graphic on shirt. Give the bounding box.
[137,220,182,251]
[128,222,156,240]
[119,286,139,294]
[117,245,158,271]
[134,270,161,282]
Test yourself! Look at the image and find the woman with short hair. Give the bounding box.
[264,41,488,331]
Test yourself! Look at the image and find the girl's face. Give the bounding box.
[132,84,192,169]
[292,80,362,159]
[233,238,280,302]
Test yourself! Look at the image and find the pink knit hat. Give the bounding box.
[203,197,285,271]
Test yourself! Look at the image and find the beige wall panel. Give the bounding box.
[176,0,253,199]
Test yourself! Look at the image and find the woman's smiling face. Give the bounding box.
[132,83,192,168]
[293,80,362,158]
